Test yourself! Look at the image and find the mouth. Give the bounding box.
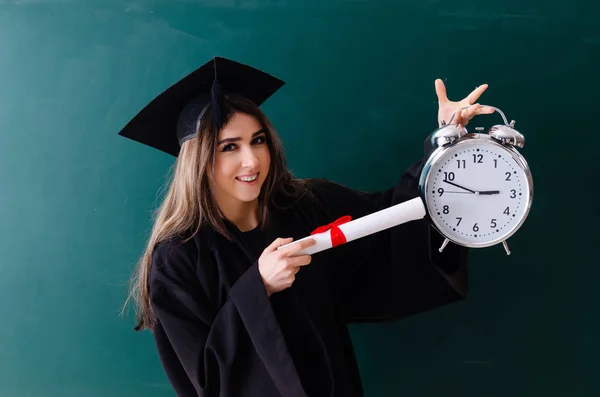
[235,173,259,186]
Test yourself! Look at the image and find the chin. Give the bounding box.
[233,188,262,203]
[229,175,267,203]
[233,194,258,203]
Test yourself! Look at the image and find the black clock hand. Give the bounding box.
[443,180,476,194]
[479,190,500,195]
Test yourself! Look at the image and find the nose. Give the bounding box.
[240,146,259,169]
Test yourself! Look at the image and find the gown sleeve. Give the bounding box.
[149,239,307,397]
[308,137,469,323]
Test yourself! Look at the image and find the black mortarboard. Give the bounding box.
[117,56,285,157]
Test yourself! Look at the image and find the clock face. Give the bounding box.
[423,138,532,247]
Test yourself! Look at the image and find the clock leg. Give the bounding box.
[502,240,511,255]
[438,238,450,253]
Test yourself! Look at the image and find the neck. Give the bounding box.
[218,197,261,232]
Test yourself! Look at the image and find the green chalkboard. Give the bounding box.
[0,1,598,396]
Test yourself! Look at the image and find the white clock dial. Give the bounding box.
[424,138,532,247]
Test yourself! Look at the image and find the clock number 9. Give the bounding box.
[438,188,444,197]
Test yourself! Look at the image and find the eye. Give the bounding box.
[252,135,267,145]
[222,143,237,152]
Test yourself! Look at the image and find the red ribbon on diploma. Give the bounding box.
[311,215,352,247]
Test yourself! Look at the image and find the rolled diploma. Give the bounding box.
[278,197,427,256]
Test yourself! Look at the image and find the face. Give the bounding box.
[212,112,271,212]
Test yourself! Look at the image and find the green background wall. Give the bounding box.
[1,1,597,396]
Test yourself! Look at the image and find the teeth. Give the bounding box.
[238,174,258,182]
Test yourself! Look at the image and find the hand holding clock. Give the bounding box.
[435,79,496,127]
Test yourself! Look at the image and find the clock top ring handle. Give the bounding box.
[442,105,525,149]
[445,104,513,127]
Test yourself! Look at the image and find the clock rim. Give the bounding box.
[418,133,534,249]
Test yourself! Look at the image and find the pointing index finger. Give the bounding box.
[279,237,316,256]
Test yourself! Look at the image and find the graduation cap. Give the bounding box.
[117,56,285,157]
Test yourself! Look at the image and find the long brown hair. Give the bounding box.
[122,94,309,331]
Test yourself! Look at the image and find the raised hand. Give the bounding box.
[435,79,495,128]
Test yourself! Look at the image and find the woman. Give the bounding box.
[119,57,494,397]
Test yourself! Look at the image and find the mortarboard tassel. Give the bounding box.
[210,59,228,134]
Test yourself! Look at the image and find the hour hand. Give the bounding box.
[479,190,500,195]
[443,180,476,194]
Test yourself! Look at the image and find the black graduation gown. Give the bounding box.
[148,155,469,397]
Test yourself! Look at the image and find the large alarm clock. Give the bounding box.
[418,106,534,255]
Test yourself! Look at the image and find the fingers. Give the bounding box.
[435,79,448,104]
[465,84,488,105]
[469,103,495,118]
[264,237,293,254]
[456,103,495,125]
[463,104,481,120]
[288,254,312,268]
[287,255,312,280]
[479,105,496,114]
[457,105,479,125]
[454,109,464,125]
[279,237,316,257]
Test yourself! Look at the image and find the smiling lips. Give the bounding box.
[236,173,259,185]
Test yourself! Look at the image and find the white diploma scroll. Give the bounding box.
[277,197,427,256]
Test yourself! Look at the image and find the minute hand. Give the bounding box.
[443,180,476,194]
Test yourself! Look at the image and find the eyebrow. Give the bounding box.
[217,129,267,146]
